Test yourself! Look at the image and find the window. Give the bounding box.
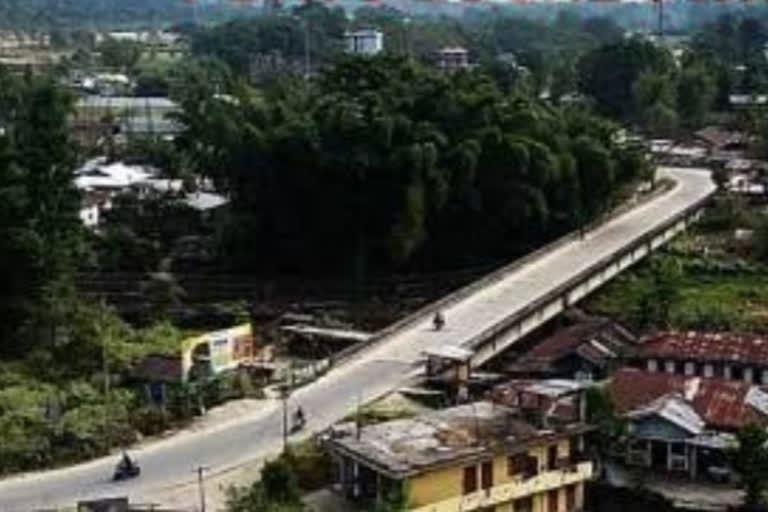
[548,489,559,512]
[463,465,477,494]
[481,461,494,490]
[508,453,528,476]
[548,445,558,470]
[569,437,579,462]
[566,485,576,511]
[509,453,539,478]
[514,496,534,512]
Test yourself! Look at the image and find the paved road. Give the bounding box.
[0,167,715,512]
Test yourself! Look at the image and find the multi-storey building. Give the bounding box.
[634,331,768,385]
[326,398,593,512]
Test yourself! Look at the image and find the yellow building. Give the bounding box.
[327,399,593,512]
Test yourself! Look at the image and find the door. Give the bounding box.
[548,489,559,512]
[515,496,533,512]
[651,440,668,470]
[481,460,494,490]
[463,465,478,494]
[566,484,576,511]
[548,444,558,470]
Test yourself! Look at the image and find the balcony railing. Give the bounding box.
[410,461,593,512]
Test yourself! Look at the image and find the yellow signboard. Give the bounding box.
[180,323,253,383]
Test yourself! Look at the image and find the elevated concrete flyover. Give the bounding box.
[0,168,716,512]
[458,167,714,365]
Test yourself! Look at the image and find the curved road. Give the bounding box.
[0,167,715,511]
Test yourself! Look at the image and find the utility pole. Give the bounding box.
[281,384,289,452]
[195,466,209,512]
[101,301,111,454]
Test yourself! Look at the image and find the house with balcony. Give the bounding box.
[609,368,768,481]
[633,331,768,385]
[325,396,593,512]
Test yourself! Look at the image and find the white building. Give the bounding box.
[344,30,383,56]
[436,47,470,73]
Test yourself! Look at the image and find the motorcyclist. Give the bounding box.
[120,451,134,472]
[433,311,445,331]
[294,406,306,429]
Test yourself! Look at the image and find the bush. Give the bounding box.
[283,439,334,492]
[133,406,172,436]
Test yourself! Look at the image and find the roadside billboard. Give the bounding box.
[180,323,253,383]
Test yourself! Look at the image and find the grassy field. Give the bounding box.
[585,223,768,334]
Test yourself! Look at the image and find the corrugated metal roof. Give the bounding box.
[610,368,768,431]
[507,317,636,374]
[627,394,705,435]
[76,96,178,109]
[638,331,768,366]
[524,379,592,398]
[183,192,229,211]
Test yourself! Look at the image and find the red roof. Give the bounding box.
[638,331,768,366]
[610,368,768,431]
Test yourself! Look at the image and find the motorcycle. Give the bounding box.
[113,456,141,481]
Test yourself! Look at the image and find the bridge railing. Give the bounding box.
[332,176,691,367]
[463,181,713,358]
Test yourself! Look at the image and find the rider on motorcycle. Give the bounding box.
[119,451,135,472]
[433,311,445,331]
[294,406,306,428]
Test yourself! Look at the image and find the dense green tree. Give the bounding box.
[578,38,675,120]
[677,63,716,128]
[171,56,649,275]
[730,424,768,507]
[0,74,82,357]
[632,69,678,134]
[98,38,142,71]
[189,5,346,77]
